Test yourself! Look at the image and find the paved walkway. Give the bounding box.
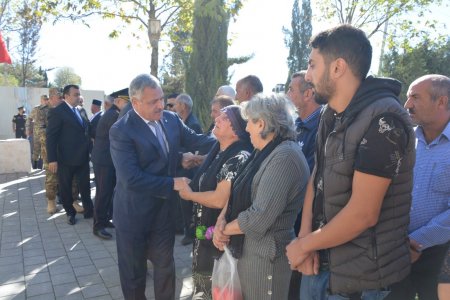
[0,170,194,299]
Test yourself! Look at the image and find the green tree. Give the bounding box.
[379,37,450,102]
[16,1,43,87]
[315,0,439,38]
[284,0,312,88]
[40,0,195,78]
[185,0,231,128]
[53,67,82,87]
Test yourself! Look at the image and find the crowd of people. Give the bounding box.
[17,23,449,300]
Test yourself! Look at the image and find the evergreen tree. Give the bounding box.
[185,0,229,128]
[284,0,312,88]
[379,38,450,103]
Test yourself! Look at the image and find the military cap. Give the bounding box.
[92,99,102,106]
[109,88,129,101]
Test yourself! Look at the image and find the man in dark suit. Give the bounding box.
[89,99,102,140]
[91,94,129,240]
[46,84,94,225]
[110,74,214,300]
[173,93,204,245]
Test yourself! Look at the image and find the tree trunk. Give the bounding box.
[151,43,158,77]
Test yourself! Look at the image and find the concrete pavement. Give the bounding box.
[0,170,194,299]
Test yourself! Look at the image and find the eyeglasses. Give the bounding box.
[165,103,174,108]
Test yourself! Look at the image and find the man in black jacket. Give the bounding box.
[91,93,129,239]
[46,84,94,225]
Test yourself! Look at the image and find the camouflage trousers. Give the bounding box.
[32,129,43,161]
[40,134,78,201]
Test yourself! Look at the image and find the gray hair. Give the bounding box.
[428,74,450,110]
[176,93,193,111]
[243,94,296,140]
[216,85,236,98]
[129,74,161,100]
[292,70,313,93]
[210,95,235,108]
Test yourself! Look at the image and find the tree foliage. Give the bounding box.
[53,67,82,87]
[379,37,450,102]
[185,0,230,128]
[284,0,312,88]
[16,1,42,87]
[317,0,442,38]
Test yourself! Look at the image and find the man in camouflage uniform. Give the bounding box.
[27,95,49,168]
[43,88,82,214]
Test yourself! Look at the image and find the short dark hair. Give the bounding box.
[240,75,263,94]
[63,84,80,97]
[310,25,372,81]
[211,95,235,108]
[166,93,179,100]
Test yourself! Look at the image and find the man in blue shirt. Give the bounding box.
[387,74,450,300]
[287,70,321,300]
[287,70,322,172]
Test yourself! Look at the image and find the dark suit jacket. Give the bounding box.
[185,112,203,134]
[46,102,90,166]
[90,111,102,139]
[91,105,120,167]
[110,110,214,232]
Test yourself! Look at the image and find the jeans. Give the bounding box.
[300,271,390,300]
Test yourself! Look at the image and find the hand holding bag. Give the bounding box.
[211,246,243,300]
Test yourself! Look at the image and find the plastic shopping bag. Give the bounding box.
[211,246,243,300]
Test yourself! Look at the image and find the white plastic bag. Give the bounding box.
[211,246,243,300]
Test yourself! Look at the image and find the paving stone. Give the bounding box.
[26,281,54,297]
[80,283,109,298]
[76,273,103,287]
[53,282,82,297]
[27,293,56,300]
[51,272,77,286]
[25,272,51,285]
[73,265,98,277]
[0,282,26,296]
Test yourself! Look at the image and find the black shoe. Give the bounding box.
[181,236,193,246]
[67,215,76,225]
[83,210,93,219]
[93,228,112,240]
[105,221,115,229]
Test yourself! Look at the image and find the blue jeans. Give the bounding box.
[300,271,390,300]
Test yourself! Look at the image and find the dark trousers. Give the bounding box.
[181,198,194,237]
[116,207,176,300]
[58,162,93,216]
[93,164,115,230]
[386,243,449,300]
[288,270,302,300]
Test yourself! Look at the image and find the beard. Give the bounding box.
[312,69,335,105]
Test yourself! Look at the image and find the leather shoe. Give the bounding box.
[181,236,193,246]
[93,228,112,240]
[67,215,76,225]
[105,221,115,229]
[83,210,93,219]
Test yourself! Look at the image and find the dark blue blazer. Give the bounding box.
[91,105,120,167]
[46,102,90,166]
[110,109,214,232]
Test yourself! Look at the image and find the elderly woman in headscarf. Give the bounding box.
[213,94,310,299]
[178,105,253,299]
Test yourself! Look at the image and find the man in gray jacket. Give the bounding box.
[286,24,415,299]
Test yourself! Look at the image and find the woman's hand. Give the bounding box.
[213,217,230,251]
[178,184,193,201]
[173,177,191,191]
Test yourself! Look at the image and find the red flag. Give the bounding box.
[0,32,12,64]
